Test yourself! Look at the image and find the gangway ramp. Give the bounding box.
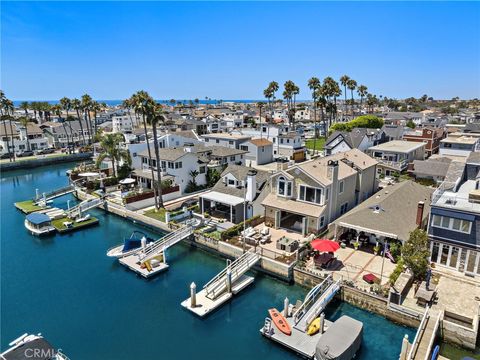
[181,250,260,317]
[67,198,104,218]
[406,307,442,360]
[34,185,75,204]
[293,274,341,333]
[119,226,193,278]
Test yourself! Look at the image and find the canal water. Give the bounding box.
[1,163,415,359]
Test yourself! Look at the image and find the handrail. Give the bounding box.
[203,251,253,290]
[407,306,430,360]
[293,274,333,325]
[423,311,442,360]
[139,226,192,261]
[34,184,75,202]
[302,279,341,328]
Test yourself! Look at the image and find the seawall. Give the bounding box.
[1,153,93,172]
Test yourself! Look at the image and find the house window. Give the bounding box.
[229,140,234,145]
[230,156,235,161]
[241,145,248,151]
[339,181,344,194]
[277,176,292,197]
[298,185,322,204]
[431,215,472,234]
[205,139,209,142]
[161,161,166,169]
[228,178,235,186]
[199,166,206,174]
[175,161,183,169]
[320,216,325,228]
[340,202,348,215]
[168,162,174,169]
[216,139,219,144]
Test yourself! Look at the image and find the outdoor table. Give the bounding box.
[415,281,436,306]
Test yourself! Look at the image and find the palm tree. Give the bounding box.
[283,80,300,129]
[340,75,350,120]
[131,91,158,209]
[1,91,13,161]
[91,100,102,136]
[357,85,368,109]
[147,102,167,209]
[71,98,87,145]
[3,97,16,160]
[347,79,357,117]
[81,94,93,144]
[308,77,320,154]
[263,81,279,140]
[18,116,31,152]
[19,101,29,117]
[96,133,130,177]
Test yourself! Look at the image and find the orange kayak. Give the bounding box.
[268,308,291,336]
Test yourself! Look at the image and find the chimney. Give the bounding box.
[184,142,194,152]
[245,169,257,202]
[327,160,339,182]
[416,201,425,228]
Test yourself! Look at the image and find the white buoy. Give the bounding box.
[400,334,409,360]
[226,268,232,293]
[320,313,325,334]
[35,189,39,200]
[141,236,146,251]
[283,297,289,317]
[67,200,70,210]
[190,282,197,308]
[163,250,167,264]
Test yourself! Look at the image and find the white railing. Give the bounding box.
[407,306,430,360]
[139,226,192,261]
[67,198,104,217]
[423,311,442,360]
[293,273,333,325]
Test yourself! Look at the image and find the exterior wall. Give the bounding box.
[333,174,357,220]
[442,317,479,350]
[326,140,351,156]
[244,143,273,165]
[439,146,475,157]
[357,165,378,203]
[127,142,149,170]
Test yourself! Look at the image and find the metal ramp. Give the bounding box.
[138,226,193,262]
[203,250,260,300]
[34,185,75,204]
[407,307,442,360]
[293,274,341,332]
[67,198,104,218]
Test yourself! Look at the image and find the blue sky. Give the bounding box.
[2,1,479,100]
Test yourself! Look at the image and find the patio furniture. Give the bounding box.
[311,238,340,253]
[276,237,299,252]
[415,281,436,307]
[261,227,270,236]
[362,273,380,284]
[260,234,271,244]
[241,227,256,238]
[314,252,334,269]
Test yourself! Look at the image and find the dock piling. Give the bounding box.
[284,297,289,317]
[35,189,39,200]
[226,268,232,293]
[190,282,197,308]
[320,313,325,334]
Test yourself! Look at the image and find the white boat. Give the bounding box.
[1,333,69,360]
[75,214,91,223]
[24,213,56,236]
[106,231,155,258]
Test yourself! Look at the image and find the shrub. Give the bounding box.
[389,258,405,285]
[403,229,430,280]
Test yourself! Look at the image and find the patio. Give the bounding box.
[253,223,307,254]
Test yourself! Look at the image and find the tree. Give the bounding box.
[96,133,130,177]
[257,102,266,138]
[263,81,279,140]
[81,94,93,144]
[185,170,199,193]
[130,90,158,209]
[402,229,430,280]
[357,85,368,108]
[1,91,14,160]
[347,79,357,116]
[19,101,29,117]
[329,115,384,134]
[406,119,416,129]
[340,75,350,120]
[308,77,320,154]
[71,98,87,145]
[18,116,31,151]
[283,80,300,129]
[206,168,221,187]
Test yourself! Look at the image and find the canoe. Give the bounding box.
[307,317,320,335]
[268,308,291,336]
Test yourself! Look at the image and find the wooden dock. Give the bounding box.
[119,254,169,278]
[181,275,254,317]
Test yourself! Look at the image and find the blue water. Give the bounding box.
[1,163,415,359]
[13,99,274,106]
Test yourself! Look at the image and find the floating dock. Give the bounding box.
[119,226,193,278]
[51,216,99,234]
[181,250,260,317]
[260,274,341,359]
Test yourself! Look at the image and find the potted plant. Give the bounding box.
[373,244,380,255]
[353,241,360,250]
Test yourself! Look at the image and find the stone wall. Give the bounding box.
[0,152,93,171]
[442,316,479,350]
[340,286,388,317]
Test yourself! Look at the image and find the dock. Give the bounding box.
[51,216,99,234]
[405,306,442,360]
[119,225,193,278]
[181,250,260,317]
[260,274,341,359]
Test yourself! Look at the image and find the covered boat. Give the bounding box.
[24,213,55,236]
[1,333,68,360]
[315,315,363,360]
[106,231,155,258]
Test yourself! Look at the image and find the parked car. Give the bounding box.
[37,148,55,155]
[17,150,34,157]
[0,153,11,159]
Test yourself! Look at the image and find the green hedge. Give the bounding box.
[221,215,261,240]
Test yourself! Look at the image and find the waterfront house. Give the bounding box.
[112,115,135,134]
[199,165,270,223]
[241,138,274,166]
[408,157,465,184]
[403,127,446,157]
[261,149,378,236]
[0,121,49,154]
[428,171,480,277]
[380,124,405,142]
[41,120,91,148]
[132,146,208,195]
[330,181,433,246]
[201,133,251,149]
[324,128,383,156]
[367,140,426,177]
[194,144,247,168]
[439,135,480,157]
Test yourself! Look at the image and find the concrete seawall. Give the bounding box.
[1,153,93,172]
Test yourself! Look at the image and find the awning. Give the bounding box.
[26,213,51,225]
[337,222,398,239]
[201,191,244,206]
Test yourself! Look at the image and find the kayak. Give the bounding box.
[268,308,291,336]
[307,317,321,335]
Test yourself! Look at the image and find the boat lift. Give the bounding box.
[118,225,194,278]
[181,250,260,317]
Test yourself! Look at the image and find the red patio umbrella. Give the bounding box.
[311,238,340,253]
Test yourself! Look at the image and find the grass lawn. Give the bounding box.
[144,208,167,223]
[51,216,99,232]
[14,200,43,214]
[305,138,326,151]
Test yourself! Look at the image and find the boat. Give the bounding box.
[75,214,91,223]
[315,316,363,360]
[307,317,321,335]
[24,213,55,236]
[1,333,69,360]
[106,231,155,258]
[268,308,291,336]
